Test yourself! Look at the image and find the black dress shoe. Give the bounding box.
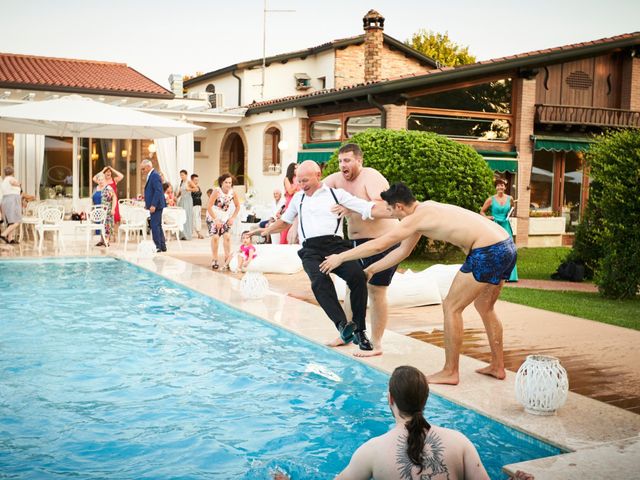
[353,331,373,351]
[338,321,355,343]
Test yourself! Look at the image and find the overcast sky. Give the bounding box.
[3,0,639,88]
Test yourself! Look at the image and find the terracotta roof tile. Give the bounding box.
[0,53,172,98]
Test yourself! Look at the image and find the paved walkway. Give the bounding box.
[169,250,640,415]
[504,278,598,292]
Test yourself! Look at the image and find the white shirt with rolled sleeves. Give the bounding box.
[281,184,374,242]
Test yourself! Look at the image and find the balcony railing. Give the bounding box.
[535,104,640,128]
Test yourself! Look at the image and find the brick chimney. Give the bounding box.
[363,9,385,83]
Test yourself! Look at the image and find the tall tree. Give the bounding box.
[406,29,476,67]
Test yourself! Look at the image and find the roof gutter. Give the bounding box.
[246,35,640,115]
[231,70,242,106]
[367,94,386,128]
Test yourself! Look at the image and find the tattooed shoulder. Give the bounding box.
[395,430,450,480]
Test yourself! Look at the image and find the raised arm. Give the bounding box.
[109,167,124,183]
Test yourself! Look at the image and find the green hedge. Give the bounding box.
[571,129,640,299]
[323,129,495,256]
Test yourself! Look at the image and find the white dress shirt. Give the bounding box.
[282,184,374,242]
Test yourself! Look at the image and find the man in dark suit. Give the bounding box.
[141,159,166,252]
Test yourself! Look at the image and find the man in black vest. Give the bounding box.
[260,161,375,351]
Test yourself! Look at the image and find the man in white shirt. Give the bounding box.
[260,161,376,351]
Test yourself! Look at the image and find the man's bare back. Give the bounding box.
[408,201,508,253]
[325,167,397,239]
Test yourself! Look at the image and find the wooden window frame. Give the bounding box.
[307,108,380,144]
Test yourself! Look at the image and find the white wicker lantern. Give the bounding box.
[515,355,569,415]
[240,272,269,299]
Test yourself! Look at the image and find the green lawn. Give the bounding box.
[499,288,640,331]
[400,247,573,281]
[399,247,640,330]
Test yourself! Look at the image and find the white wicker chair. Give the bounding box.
[75,205,108,251]
[35,207,65,253]
[19,200,42,242]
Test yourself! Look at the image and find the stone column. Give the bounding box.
[385,104,407,130]
[363,10,385,84]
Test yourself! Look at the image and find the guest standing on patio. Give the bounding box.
[480,177,518,282]
[93,166,124,223]
[280,163,300,245]
[206,173,240,271]
[320,183,515,385]
[93,172,115,247]
[141,159,166,252]
[190,174,204,239]
[176,169,196,241]
[0,166,22,245]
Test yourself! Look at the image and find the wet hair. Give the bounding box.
[338,143,363,158]
[389,366,431,472]
[380,182,418,206]
[494,177,507,187]
[180,169,188,175]
[285,163,297,183]
[191,174,198,180]
[217,173,234,187]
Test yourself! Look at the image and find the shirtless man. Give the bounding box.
[320,182,516,385]
[336,365,489,480]
[324,143,398,357]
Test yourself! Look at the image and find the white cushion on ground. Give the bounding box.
[422,264,462,299]
[333,270,442,308]
[230,244,303,274]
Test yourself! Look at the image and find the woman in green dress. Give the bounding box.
[480,177,518,281]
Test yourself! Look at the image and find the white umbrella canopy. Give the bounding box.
[0,95,204,209]
[0,94,203,139]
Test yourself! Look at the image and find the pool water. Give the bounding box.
[0,258,562,479]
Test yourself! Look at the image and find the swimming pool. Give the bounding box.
[0,257,562,479]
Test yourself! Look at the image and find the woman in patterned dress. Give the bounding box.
[94,172,115,247]
[206,173,240,270]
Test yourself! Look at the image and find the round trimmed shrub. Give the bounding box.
[323,129,495,256]
[571,129,640,299]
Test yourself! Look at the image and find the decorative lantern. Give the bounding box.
[137,240,157,259]
[515,355,569,415]
[240,272,269,300]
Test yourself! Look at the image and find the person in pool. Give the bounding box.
[320,182,516,386]
[336,365,489,480]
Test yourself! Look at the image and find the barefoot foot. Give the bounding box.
[353,347,382,358]
[427,370,460,385]
[325,337,346,347]
[475,365,506,380]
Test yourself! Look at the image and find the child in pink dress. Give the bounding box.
[237,231,257,273]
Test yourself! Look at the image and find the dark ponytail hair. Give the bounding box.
[389,366,431,472]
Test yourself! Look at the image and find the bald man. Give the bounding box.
[260,161,375,352]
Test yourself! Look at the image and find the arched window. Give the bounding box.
[263,127,281,174]
[206,83,217,108]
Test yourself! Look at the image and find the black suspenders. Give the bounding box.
[299,188,341,241]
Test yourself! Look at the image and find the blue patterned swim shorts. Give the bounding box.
[460,237,517,285]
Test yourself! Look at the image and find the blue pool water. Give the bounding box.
[0,257,562,479]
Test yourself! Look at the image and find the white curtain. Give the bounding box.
[176,132,195,179]
[155,137,177,187]
[13,133,45,198]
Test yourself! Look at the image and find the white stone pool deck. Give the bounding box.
[2,237,639,478]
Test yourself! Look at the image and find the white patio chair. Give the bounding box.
[162,207,185,249]
[74,205,108,251]
[35,207,65,253]
[19,200,42,242]
[118,207,148,250]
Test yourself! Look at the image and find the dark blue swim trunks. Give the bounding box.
[460,237,517,285]
[353,238,400,287]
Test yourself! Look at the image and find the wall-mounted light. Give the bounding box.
[91,152,99,161]
[106,151,115,160]
[148,142,157,154]
[277,140,289,151]
[121,149,128,158]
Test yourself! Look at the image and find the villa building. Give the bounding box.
[1,10,639,246]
